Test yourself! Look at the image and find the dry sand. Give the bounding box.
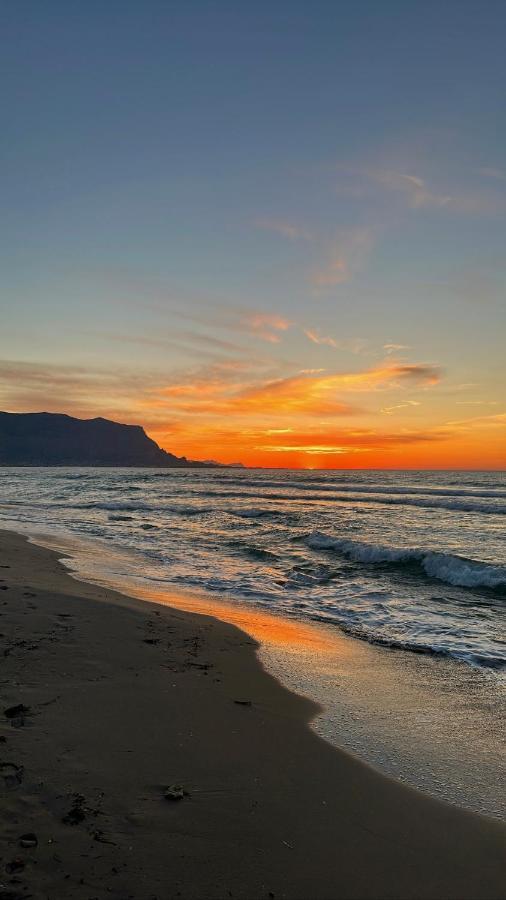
[0,529,504,900]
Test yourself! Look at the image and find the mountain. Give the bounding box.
[0,411,215,467]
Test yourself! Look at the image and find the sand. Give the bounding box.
[0,529,504,900]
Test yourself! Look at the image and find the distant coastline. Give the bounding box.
[0,410,243,468]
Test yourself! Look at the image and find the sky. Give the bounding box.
[1,0,505,468]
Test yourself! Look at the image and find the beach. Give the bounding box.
[0,529,504,900]
[2,467,504,819]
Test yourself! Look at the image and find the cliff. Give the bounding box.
[0,412,211,467]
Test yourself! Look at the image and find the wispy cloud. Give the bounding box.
[381,400,420,415]
[311,256,348,287]
[88,328,248,357]
[477,167,506,181]
[337,163,506,215]
[303,329,337,348]
[253,426,449,454]
[240,312,292,343]
[445,412,506,429]
[455,400,498,407]
[372,170,452,209]
[339,338,370,354]
[150,360,442,419]
[303,330,369,354]
[254,218,312,240]
[0,350,448,468]
[171,306,293,345]
[129,296,372,356]
[311,227,374,288]
[384,342,411,354]
[0,359,158,422]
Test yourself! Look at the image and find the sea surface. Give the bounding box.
[1,467,505,672]
[1,467,506,819]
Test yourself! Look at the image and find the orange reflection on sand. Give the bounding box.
[133,583,336,653]
[28,532,340,655]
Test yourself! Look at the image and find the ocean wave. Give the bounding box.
[319,492,504,514]
[71,500,209,517]
[226,540,280,562]
[231,508,282,519]
[364,494,505,514]
[78,501,156,512]
[304,532,506,590]
[214,477,506,501]
[2,468,504,676]
[166,505,210,517]
[316,484,506,500]
[189,487,505,514]
[308,614,506,670]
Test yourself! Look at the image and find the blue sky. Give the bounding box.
[1,1,505,466]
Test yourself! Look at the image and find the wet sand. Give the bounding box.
[0,529,504,900]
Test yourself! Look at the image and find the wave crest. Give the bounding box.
[304,532,506,590]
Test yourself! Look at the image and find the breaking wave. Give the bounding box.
[304,532,506,590]
[1,467,504,675]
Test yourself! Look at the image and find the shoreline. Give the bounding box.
[19,523,506,821]
[0,528,504,899]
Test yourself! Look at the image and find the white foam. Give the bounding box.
[304,532,506,589]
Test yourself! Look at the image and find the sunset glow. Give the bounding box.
[2,8,506,899]
[1,5,504,469]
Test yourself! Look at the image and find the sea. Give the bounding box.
[1,467,505,817]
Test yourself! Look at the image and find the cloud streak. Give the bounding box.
[372,170,452,210]
[335,162,506,216]
[170,306,294,346]
[254,218,312,240]
[255,427,449,454]
[445,412,506,429]
[304,329,337,348]
[384,343,411,354]
[240,312,292,343]
[0,359,157,423]
[152,360,442,419]
[311,227,374,288]
[381,400,420,415]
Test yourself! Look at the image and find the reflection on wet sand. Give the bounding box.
[23,526,506,820]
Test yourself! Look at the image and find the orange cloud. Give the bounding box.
[241,312,292,343]
[148,415,505,470]
[7,356,501,470]
[445,412,506,429]
[148,417,494,470]
[170,305,294,345]
[253,426,449,453]
[0,359,151,422]
[381,400,421,415]
[149,360,441,420]
[304,329,338,348]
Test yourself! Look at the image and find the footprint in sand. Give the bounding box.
[4,705,30,728]
[0,761,23,788]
